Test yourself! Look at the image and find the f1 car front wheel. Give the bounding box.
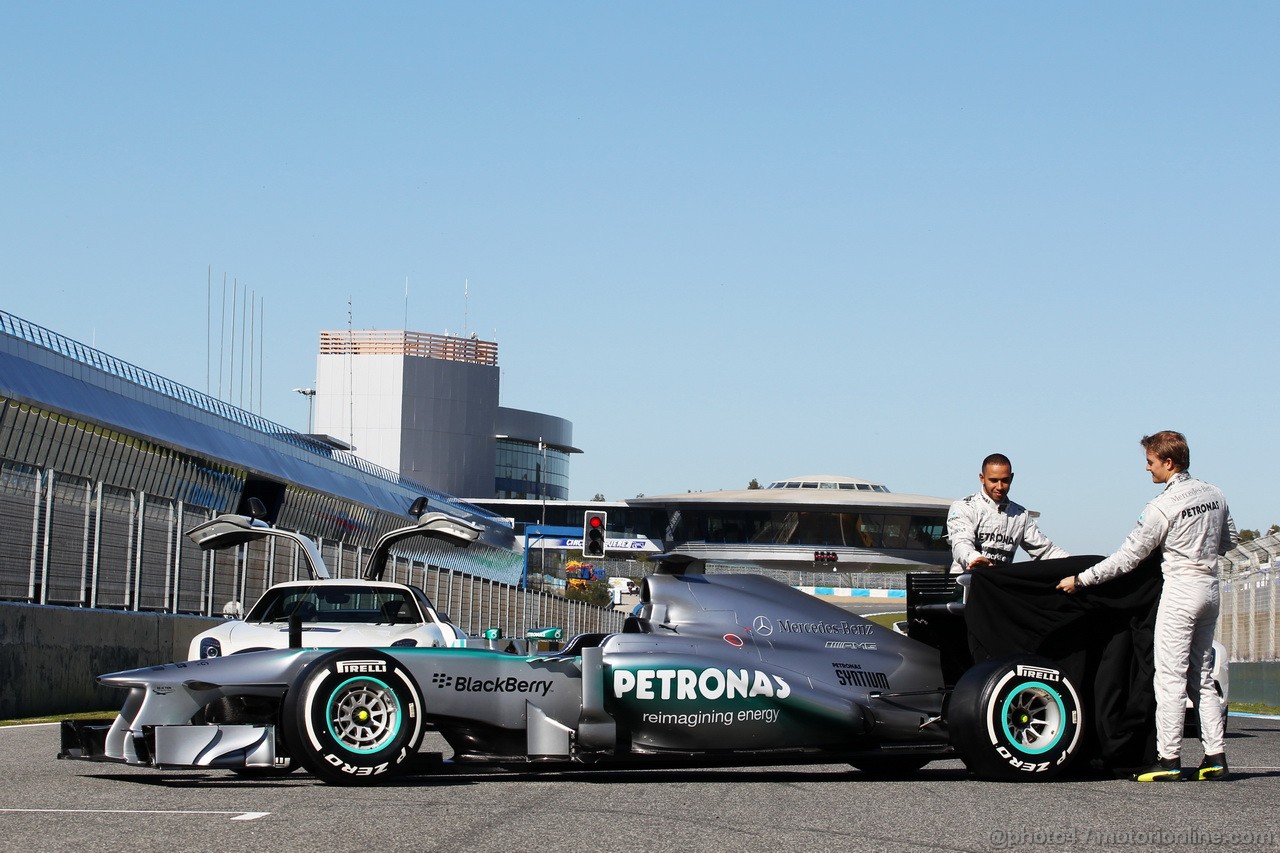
[948,655,1083,781]
[283,649,426,785]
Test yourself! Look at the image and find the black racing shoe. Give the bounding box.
[1196,753,1228,781]
[1132,757,1183,782]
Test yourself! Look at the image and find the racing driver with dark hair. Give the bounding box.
[947,453,1068,574]
[1058,431,1238,782]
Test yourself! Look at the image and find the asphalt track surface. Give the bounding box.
[4,717,1280,852]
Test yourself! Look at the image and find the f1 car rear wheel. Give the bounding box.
[283,649,426,785]
[948,655,1083,781]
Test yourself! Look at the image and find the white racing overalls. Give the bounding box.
[946,490,1068,574]
[1077,471,1238,760]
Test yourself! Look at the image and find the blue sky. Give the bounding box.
[3,2,1276,553]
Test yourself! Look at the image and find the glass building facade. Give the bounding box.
[663,507,948,552]
[494,438,571,501]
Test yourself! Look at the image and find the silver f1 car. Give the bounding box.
[60,507,1102,785]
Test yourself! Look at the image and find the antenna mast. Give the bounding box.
[347,297,355,448]
[206,264,211,394]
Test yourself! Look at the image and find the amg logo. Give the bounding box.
[1015,664,1060,682]
[337,660,388,674]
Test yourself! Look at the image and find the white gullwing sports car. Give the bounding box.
[187,501,479,660]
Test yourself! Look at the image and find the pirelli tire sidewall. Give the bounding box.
[283,649,425,785]
[948,655,1083,781]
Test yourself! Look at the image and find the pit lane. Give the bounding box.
[5,718,1280,852]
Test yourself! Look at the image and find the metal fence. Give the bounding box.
[1221,568,1279,663]
[0,460,622,637]
[705,563,908,591]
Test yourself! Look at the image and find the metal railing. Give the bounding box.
[1218,534,1280,662]
[0,462,621,636]
[705,563,908,591]
[319,329,499,366]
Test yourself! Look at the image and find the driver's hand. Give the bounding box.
[968,557,994,569]
[1057,576,1077,594]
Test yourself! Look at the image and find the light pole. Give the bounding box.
[539,437,547,526]
[538,438,548,577]
[293,387,316,433]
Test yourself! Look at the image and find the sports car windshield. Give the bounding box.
[246,585,423,625]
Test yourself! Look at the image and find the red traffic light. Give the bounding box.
[583,510,608,558]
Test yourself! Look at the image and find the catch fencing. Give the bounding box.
[704,563,908,591]
[1221,566,1279,663]
[0,461,622,638]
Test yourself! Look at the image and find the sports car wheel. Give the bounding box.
[948,655,1083,781]
[283,649,426,785]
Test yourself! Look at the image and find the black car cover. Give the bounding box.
[964,554,1163,771]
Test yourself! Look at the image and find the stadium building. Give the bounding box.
[312,329,577,502]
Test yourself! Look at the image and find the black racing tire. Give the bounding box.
[948,655,1084,781]
[850,755,934,778]
[282,649,426,785]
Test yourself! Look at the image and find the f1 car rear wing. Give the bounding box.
[907,572,969,618]
[905,571,972,685]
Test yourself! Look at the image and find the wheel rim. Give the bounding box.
[325,676,402,753]
[999,681,1065,755]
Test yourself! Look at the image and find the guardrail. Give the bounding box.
[0,461,621,638]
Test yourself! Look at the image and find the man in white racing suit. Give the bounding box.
[1058,431,1237,782]
[947,453,1068,574]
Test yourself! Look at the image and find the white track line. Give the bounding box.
[0,808,269,821]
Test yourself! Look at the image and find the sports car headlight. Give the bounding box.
[391,638,418,647]
[199,638,223,659]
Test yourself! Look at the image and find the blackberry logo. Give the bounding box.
[431,673,453,689]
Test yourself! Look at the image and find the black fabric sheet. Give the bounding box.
[964,554,1163,770]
